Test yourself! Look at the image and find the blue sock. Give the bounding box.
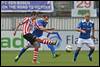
[47,45,55,56]
[18,48,27,58]
[88,49,94,57]
[74,49,80,61]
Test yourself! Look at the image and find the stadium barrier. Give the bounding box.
[1,17,99,51]
[1,31,99,51]
[1,17,99,31]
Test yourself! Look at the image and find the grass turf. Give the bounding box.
[1,51,99,66]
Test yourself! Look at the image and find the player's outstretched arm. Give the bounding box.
[37,26,54,33]
[76,28,86,33]
[13,18,28,36]
[13,20,22,36]
[46,28,55,30]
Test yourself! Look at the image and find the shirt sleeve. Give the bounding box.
[76,21,82,29]
[20,17,29,25]
[36,20,43,26]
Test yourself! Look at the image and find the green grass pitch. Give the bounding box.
[1,51,99,66]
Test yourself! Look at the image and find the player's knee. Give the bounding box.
[77,47,81,51]
[90,46,95,50]
[23,46,29,50]
[32,36,37,41]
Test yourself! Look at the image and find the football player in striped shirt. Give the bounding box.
[13,13,57,63]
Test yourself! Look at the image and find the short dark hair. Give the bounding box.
[31,11,38,16]
[43,15,49,18]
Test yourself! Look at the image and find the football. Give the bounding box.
[65,45,72,52]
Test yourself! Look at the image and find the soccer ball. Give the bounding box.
[65,45,72,52]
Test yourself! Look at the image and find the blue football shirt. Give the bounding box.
[32,18,48,37]
[77,19,94,39]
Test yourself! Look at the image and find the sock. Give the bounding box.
[48,45,55,56]
[74,49,80,61]
[36,38,53,45]
[33,48,39,62]
[18,47,27,58]
[88,48,94,57]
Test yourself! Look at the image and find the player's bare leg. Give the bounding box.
[74,47,81,62]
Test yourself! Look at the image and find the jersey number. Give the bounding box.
[76,1,91,8]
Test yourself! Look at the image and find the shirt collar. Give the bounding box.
[82,19,92,23]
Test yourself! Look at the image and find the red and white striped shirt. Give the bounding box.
[21,17,33,35]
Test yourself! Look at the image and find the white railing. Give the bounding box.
[1,17,99,31]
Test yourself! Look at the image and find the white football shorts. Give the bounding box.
[77,38,94,48]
